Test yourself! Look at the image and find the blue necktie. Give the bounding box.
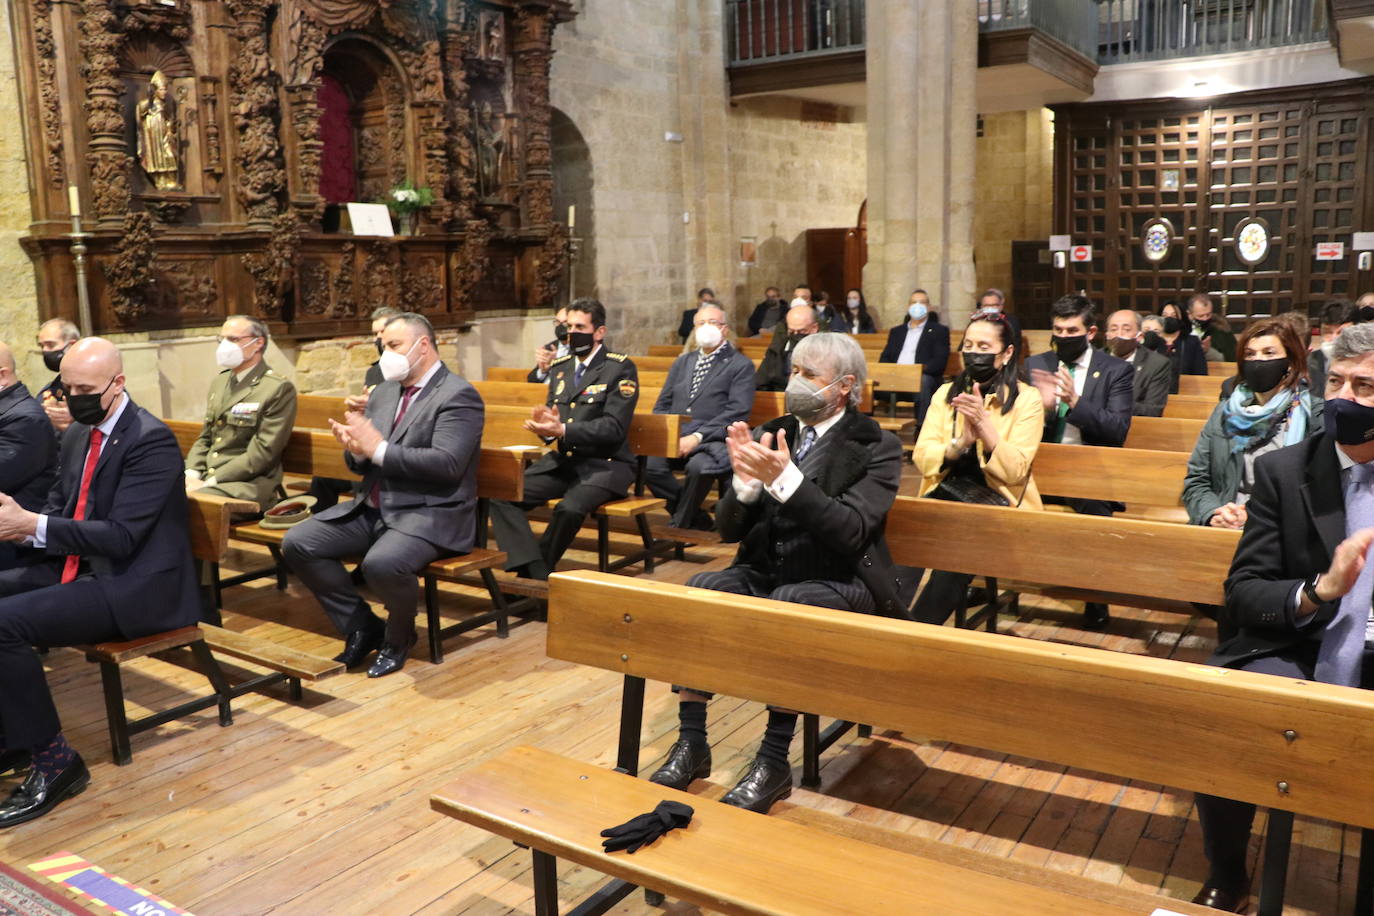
[1315,461,1374,687]
[793,426,817,463]
[573,361,586,389]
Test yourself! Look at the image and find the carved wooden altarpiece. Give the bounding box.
[14,0,574,336]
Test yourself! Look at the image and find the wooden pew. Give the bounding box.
[1125,416,1205,452]
[1210,361,1236,376]
[1032,443,1189,511]
[432,569,1251,916]
[166,419,521,664]
[78,491,345,764]
[1164,394,1221,420]
[1177,373,1226,398]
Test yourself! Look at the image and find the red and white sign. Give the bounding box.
[1069,245,1093,263]
[1316,242,1346,261]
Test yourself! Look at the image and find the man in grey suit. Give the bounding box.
[282,313,484,678]
[645,304,755,529]
[1105,308,1173,417]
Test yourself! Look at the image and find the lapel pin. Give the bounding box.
[1092,371,1100,379]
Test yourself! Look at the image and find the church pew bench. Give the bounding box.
[1176,373,1226,398]
[1164,393,1223,420]
[1124,415,1205,452]
[78,492,344,764]
[168,420,520,663]
[431,570,1251,915]
[1033,442,1190,511]
[537,569,1366,915]
[1210,360,1237,376]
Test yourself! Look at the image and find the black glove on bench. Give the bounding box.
[600,800,694,853]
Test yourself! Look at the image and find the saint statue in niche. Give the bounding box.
[136,70,181,191]
[475,102,505,199]
[482,12,504,59]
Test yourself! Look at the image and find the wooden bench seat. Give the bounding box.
[1124,415,1205,452]
[432,745,1207,916]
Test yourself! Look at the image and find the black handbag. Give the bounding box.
[927,476,1010,507]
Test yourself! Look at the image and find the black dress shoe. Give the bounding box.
[720,757,792,813]
[333,627,385,668]
[1083,602,1110,630]
[648,740,711,790]
[366,635,416,679]
[0,755,89,828]
[1191,884,1248,912]
[0,750,29,777]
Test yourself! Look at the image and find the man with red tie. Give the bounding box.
[0,338,198,827]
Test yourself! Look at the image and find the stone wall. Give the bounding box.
[974,108,1055,302]
[0,0,41,383]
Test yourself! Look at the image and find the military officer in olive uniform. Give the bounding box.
[489,299,638,580]
[185,315,297,513]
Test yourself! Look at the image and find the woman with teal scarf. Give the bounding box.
[1183,316,1322,528]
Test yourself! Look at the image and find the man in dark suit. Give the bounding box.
[1190,323,1374,912]
[649,333,912,814]
[34,318,80,434]
[878,289,951,422]
[527,305,569,384]
[282,313,485,678]
[1027,295,1134,629]
[755,302,819,391]
[645,304,756,529]
[1105,308,1173,417]
[746,286,785,337]
[490,298,639,580]
[0,341,58,570]
[677,287,717,343]
[0,338,198,827]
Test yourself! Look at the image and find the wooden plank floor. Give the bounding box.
[0,474,1361,915]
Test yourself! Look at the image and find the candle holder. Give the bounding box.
[66,213,94,336]
[567,234,582,303]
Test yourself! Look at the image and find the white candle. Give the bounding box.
[567,204,575,230]
[67,185,81,217]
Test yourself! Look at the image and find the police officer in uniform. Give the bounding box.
[489,298,638,580]
[185,315,297,513]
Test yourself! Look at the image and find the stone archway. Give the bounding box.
[551,107,594,305]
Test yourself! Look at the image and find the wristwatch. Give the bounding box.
[1303,574,1324,606]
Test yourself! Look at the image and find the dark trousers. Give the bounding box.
[911,570,973,626]
[488,461,631,578]
[1194,645,1367,888]
[280,505,446,646]
[645,443,729,528]
[0,560,120,748]
[677,566,873,700]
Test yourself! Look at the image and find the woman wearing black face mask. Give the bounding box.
[910,313,1045,625]
[1142,312,1209,393]
[1183,318,1323,530]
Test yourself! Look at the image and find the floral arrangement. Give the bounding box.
[383,179,435,216]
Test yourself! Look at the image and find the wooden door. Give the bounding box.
[805,227,848,301]
[1303,101,1369,303]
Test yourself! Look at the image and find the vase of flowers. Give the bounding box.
[384,179,434,235]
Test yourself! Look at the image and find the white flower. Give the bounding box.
[392,190,407,202]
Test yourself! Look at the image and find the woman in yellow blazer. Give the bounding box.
[912,310,1045,624]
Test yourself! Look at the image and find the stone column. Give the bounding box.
[864,2,978,327]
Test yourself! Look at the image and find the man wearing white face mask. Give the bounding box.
[644,305,755,529]
[878,288,951,422]
[184,314,296,513]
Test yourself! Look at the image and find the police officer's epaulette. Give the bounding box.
[550,354,574,367]
[605,352,628,362]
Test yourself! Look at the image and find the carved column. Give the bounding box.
[79,0,131,223]
[442,9,477,225]
[286,86,324,223]
[32,0,65,189]
[513,4,555,228]
[226,0,285,227]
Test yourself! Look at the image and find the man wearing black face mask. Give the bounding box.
[755,302,819,391]
[490,298,639,580]
[1026,295,1134,629]
[1189,322,1374,912]
[1142,312,1208,393]
[34,319,80,434]
[1105,309,1172,417]
[1188,293,1237,362]
[528,305,570,384]
[0,337,197,828]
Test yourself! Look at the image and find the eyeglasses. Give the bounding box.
[217,334,258,345]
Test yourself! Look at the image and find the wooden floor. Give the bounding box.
[0,476,1363,915]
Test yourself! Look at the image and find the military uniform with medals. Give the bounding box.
[489,345,639,578]
[185,361,298,512]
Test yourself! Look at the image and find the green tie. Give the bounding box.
[1053,363,1077,443]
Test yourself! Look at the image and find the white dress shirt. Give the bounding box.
[1058,346,1094,447]
[897,320,927,365]
[371,359,443,466]
[733,407,847,506]
[32,392,130,548]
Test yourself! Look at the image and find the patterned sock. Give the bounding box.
[757,710,798,768]
[30,733,76,780]
[677,700,708,748]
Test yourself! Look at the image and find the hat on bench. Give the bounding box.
[259,495,317,529]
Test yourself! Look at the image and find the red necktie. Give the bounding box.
[61,428,104,584]
[368,386,419,508]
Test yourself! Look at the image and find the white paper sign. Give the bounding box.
[1353,232,1374,251]
[1316,241,1345,261]
[1049,234,1071,251]
[346,202,395,237]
